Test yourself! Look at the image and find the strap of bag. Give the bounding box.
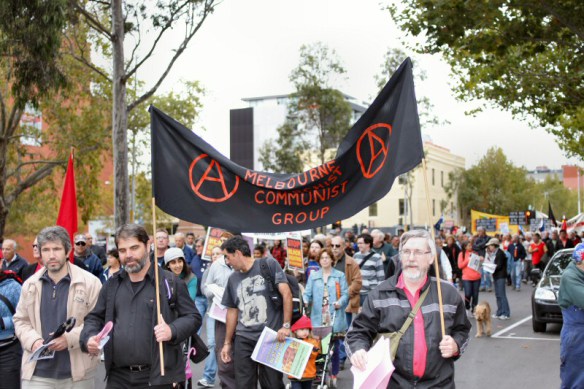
[358,252,376,269]
[396,286,430,335]
[0,293,15,314]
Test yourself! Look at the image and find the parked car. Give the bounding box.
[531,248,573,332]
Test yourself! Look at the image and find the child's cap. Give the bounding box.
[291,315,312,332]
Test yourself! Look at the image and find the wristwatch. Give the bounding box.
[282,322,291,329]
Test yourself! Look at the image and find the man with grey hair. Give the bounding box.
[174,232,195,265]
[346,229,470,388]
[14,226,102,388]
[1,238,28,277]
[371,229,394,278]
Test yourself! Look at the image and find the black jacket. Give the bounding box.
[492,249,508,279]
[345,272,471,388]
[80,263,201,385]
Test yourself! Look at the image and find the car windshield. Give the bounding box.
[547,252,573,276]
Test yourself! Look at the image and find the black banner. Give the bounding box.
[151,58,423,233]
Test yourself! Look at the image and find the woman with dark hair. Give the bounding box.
[445,235,462,289]
[101,248,122,284]
[458,240,482,313]
[164,248,197,300]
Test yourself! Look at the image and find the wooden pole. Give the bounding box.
[421,158,446,337]
[151,197,165,376]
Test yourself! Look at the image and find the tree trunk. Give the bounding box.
[112,0,129,228]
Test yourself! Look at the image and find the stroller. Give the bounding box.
[313,310,343,389]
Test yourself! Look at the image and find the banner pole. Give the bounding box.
[151,197,165,376]
[421,158,446,337]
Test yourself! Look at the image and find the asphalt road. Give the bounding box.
[95,283,562,389]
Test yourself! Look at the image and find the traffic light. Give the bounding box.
[525,210,536,221]
[331,221,342,230]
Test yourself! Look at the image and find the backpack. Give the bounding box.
[259,258,303,325]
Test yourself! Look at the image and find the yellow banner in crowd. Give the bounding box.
[471,210,519,236]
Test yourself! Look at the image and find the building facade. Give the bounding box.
[341,142,465,231]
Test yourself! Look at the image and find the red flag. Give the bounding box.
[56,150,78,262]
[561,218,568,232]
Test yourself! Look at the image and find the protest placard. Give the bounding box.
[286,235,304,270]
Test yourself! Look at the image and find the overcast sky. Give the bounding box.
[147,0,579,170]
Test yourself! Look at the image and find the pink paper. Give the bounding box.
[97,321,113,340]
[351,336,395,389]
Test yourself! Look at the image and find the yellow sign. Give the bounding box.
[286,236,304,270]
[471,210,519,236]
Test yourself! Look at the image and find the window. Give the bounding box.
[399,199,405,216]
[441,171,444,187]
[432,169,435,186]
[432,199,436,216]
[369,203,378,217]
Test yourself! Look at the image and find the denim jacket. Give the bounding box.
[303,268,349,333]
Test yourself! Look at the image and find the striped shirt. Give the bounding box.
[353,251,385,295]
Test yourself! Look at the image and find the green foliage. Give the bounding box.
[445,147,534,226]
[389,0,584,159]
[3,42,111,236]
[0,0,70,107]
[259,42,352,173]
[375,48,446,128]
[259,120,307,174]
[445,147,581,227]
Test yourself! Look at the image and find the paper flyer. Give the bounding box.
[251,327,313,379]
[351,336,394,389]
[468,253,482,272]
[28,342,56,362]
[208,300,227,323]
[286,235,304,270]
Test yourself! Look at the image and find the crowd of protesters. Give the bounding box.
[1,223,582,388]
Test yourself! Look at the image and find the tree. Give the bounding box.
[67,0,218,227]
[444,147,535,227]
[375,48,446,128]
[258,42,353,173]
[0,0,69,107]
[0,46,110,237]
[388,0,584,159]
[126,80,205,221]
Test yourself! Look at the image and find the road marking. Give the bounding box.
[490,315,560,341]
[492,316,532,337]
[493,336,560,341]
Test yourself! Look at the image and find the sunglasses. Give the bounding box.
[75,242,86,246]
[331,244,342,248]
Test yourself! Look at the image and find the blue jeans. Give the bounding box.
[195,296,216,383]
[462,279,480,312]
[512,260,523,289]
[494,278,510,317]
[338,312,353,362]
[480,268,492,289]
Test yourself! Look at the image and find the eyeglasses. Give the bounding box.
[75,242,86,246]
[400,249,431,257]
[331,244,342,248]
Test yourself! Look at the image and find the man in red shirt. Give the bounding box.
[346,230,470,387]
[529,232,548,272]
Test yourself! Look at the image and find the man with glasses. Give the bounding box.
[73,234,102,278]
[332,235,362,368]
[346,229,470,387]
[152,229,170,267]
[21,239,43,282]
[84,233,107,266]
